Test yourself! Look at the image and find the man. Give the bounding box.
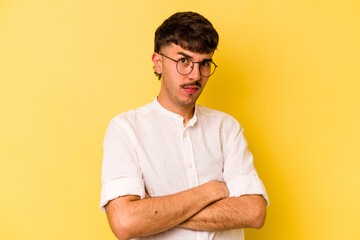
[100,11,269,240]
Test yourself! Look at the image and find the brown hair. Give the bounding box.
[154,11,219,79]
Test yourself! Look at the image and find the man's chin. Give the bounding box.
[178,96,199,108]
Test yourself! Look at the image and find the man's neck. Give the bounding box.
[157,96,195,127]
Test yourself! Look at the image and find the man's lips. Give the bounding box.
[183,87,198,94]
[181,82,201,94]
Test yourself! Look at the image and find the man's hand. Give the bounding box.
[207,180,230,199]
[106,180,228,240]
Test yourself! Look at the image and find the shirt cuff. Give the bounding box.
[225,170,269,206]
[100,177,145,212]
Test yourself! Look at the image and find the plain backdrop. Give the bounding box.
[1,0,359,239]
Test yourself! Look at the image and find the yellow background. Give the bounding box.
[1,0,359,239]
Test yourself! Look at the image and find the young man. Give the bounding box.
[100,11,268,240]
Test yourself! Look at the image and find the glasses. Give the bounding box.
[160,53,217,77]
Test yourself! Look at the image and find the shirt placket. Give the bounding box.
[181,126,199,189]
[181,126,206,240]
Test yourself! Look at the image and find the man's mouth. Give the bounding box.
[183,87,199,94]
[181,82,201,94]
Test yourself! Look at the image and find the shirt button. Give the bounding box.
[252,172,256,176]
[188,164,192,168]
[183,132,187,137]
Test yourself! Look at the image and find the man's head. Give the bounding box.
[153,12,219,111]
[154,11,219,80]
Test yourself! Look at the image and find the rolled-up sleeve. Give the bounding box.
[100,118,145,212]
[222,120,269,206]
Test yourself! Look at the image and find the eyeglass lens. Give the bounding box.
[177,60,216,77]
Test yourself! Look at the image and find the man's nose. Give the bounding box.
[188,62,201,80]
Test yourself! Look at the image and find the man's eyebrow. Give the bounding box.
[177,51,213,62]
[177,52,192,59]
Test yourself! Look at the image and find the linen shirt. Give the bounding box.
[100,98,268,240]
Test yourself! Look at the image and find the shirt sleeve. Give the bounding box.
[100,117,145,213]
[222,119,269,206]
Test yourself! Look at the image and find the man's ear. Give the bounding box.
[152,52,162,75]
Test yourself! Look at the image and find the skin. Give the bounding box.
[177,194,266,231]
[105,43,266,240]
[153,43,211,126]
[106,181,229,240]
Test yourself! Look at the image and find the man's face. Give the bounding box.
[154,43,213,109]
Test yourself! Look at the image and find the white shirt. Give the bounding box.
[100,98,269,240]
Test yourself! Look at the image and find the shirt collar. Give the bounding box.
[153,97,198,127]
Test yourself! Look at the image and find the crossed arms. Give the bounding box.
[105,180,266,240]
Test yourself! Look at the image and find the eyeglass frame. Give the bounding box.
[159,53,217,77]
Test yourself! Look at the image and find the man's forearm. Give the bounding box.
[106,181,229,240]
[177,195,266,231]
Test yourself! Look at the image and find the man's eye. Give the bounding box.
[201,61,210,67]
[179,58,188,63]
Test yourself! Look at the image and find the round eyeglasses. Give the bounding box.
[160,53,217,77]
